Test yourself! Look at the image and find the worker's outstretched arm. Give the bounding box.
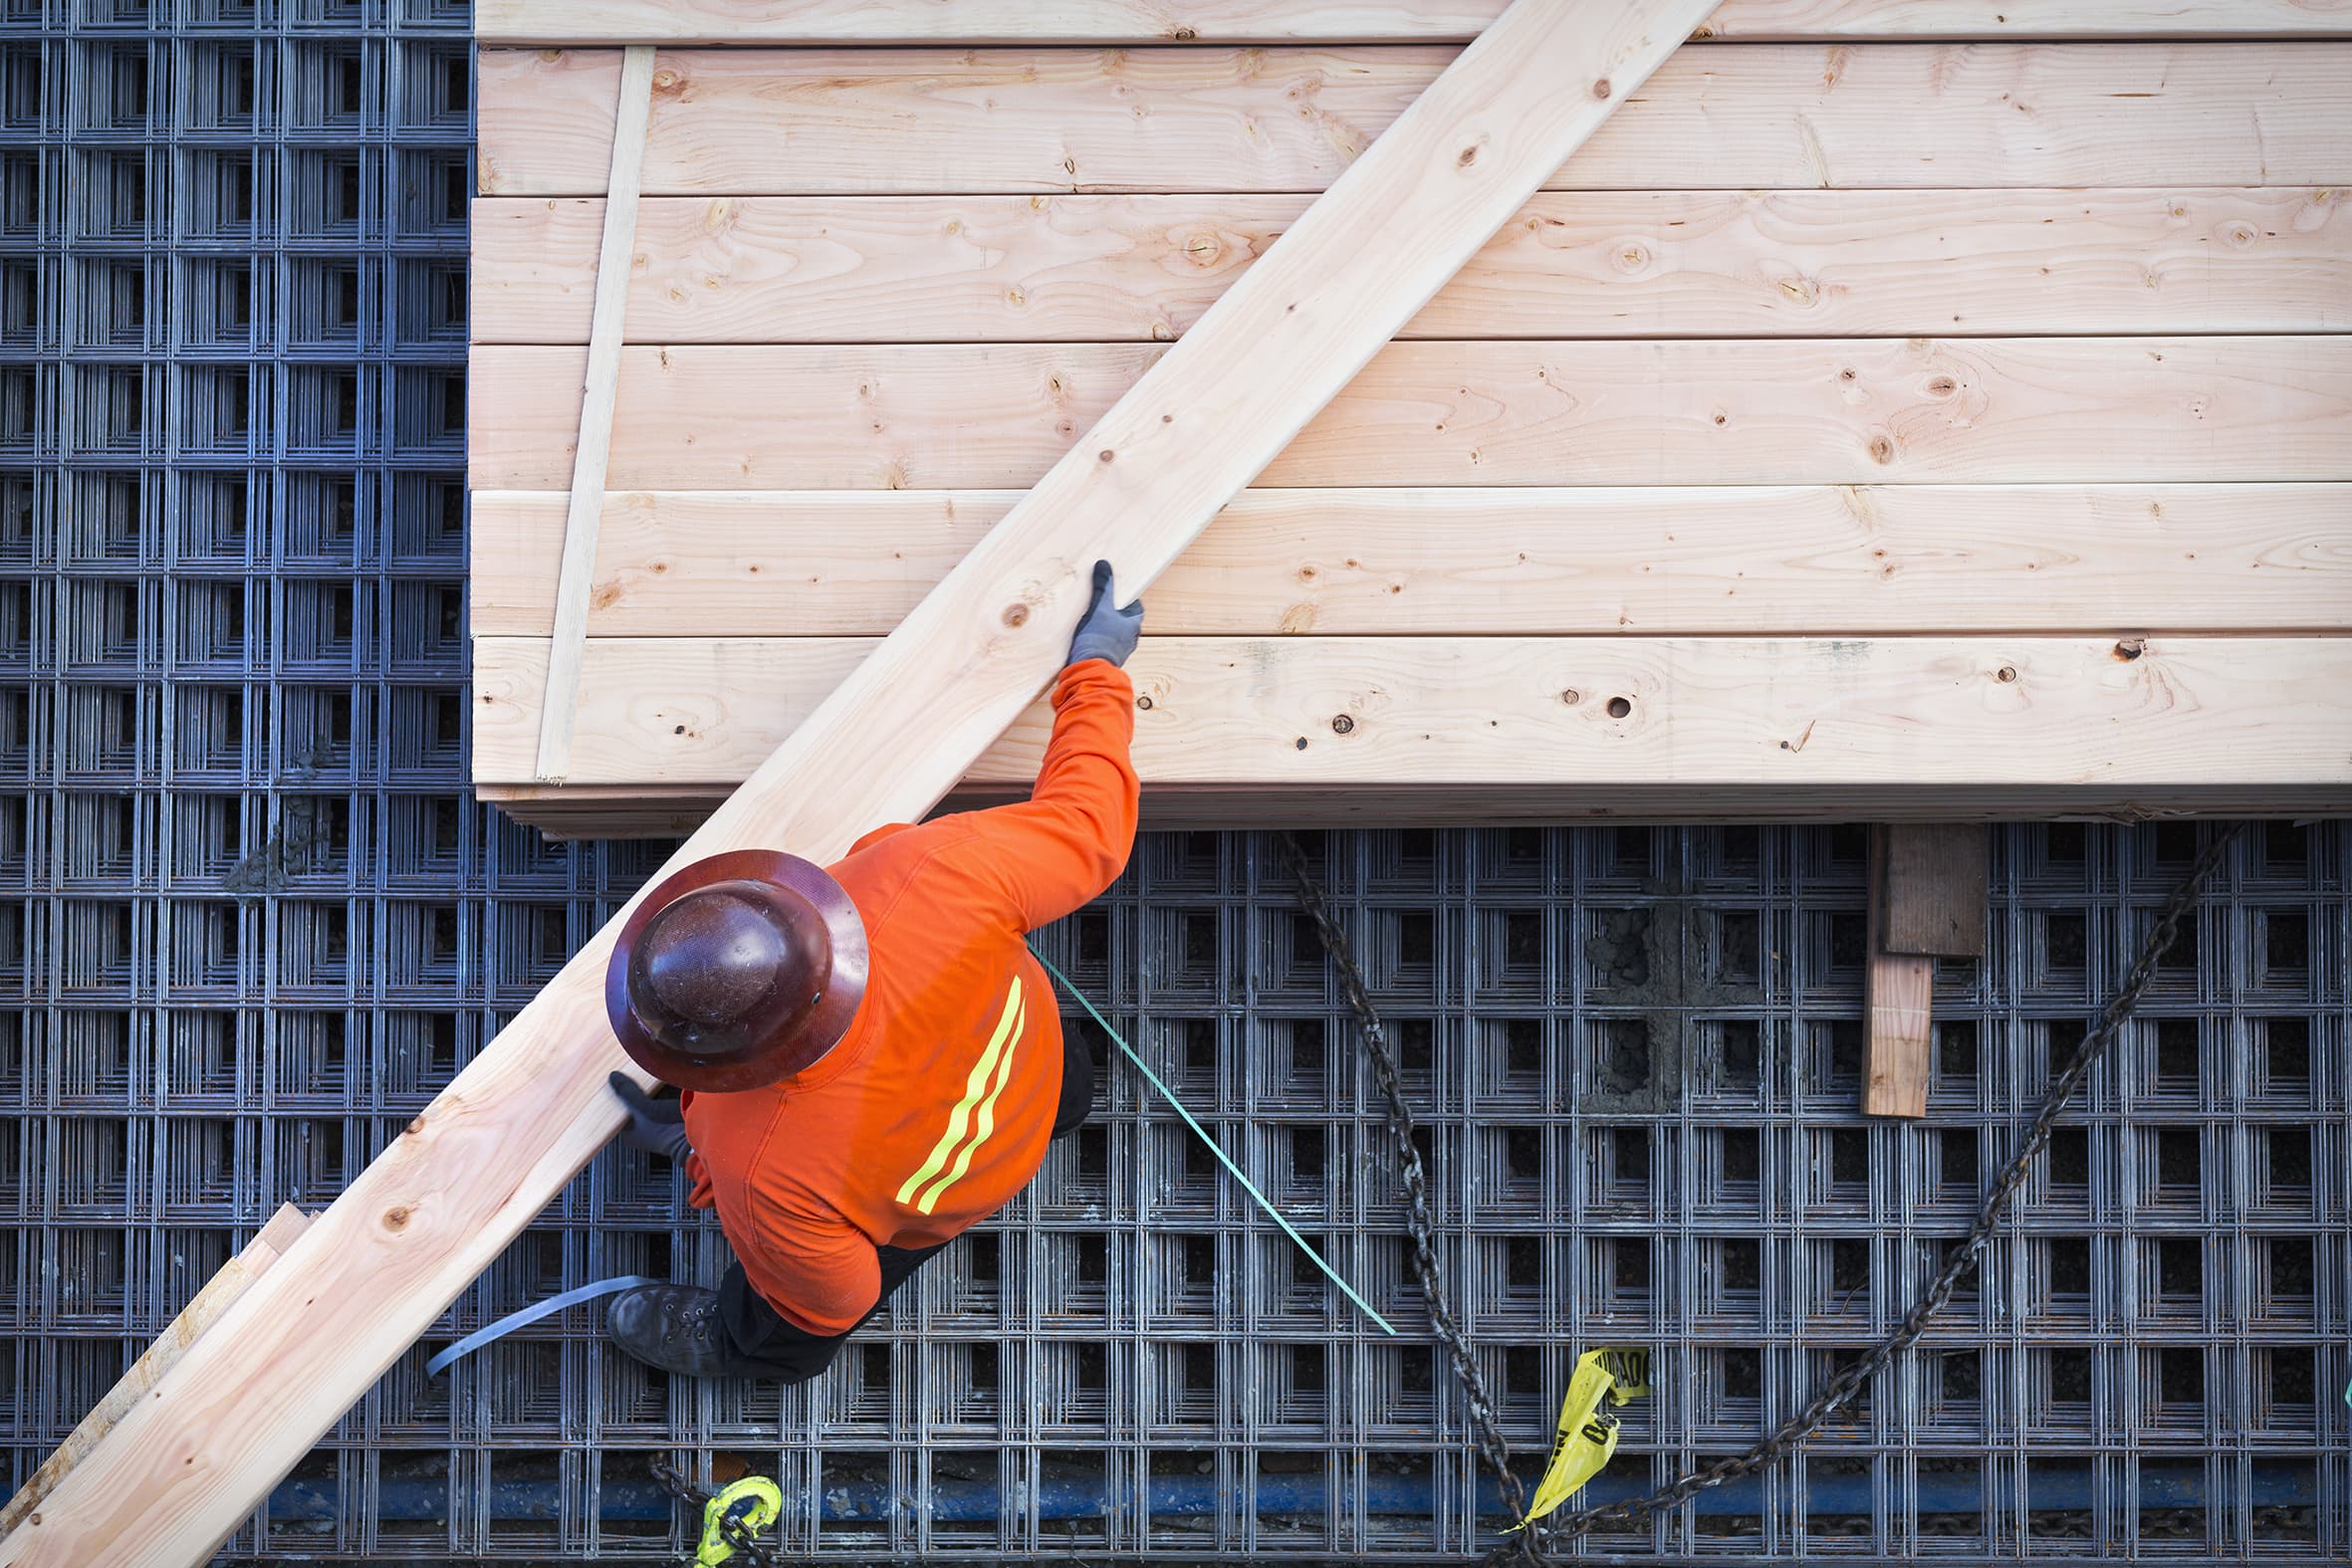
[956,561,1143,931]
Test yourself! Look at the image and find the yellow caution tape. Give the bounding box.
[1505,1347,1652,1533]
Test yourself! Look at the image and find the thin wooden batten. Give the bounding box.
[532,44,655,783]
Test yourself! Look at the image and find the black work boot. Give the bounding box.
[605,1284,741,1378]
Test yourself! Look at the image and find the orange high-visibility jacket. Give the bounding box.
[679,659,1140,1334]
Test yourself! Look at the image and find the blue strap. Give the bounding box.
[426,1274,662,1377]
[1032,948,1396,1336]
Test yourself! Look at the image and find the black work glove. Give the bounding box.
[608,1071,692,1163]
[1066,560,1143,669]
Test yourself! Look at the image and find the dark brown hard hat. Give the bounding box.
[605,848,868,1092]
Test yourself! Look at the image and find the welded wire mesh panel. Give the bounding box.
[3,3,2350,1562]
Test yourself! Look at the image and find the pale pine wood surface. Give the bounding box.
[0,1207,311,1538]
[467,336,2352,491]
[1865,825,1937,1118]
[471,187,2352,343]
[468,484,2352,638]
[477,0,2352,44]
[471,633,2352,786]
[8,6,1721,1560]
[477,44,2352,196]
[532,45,655,784]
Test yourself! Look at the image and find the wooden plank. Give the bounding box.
[476,780,2352,838]
[476,44,2352,197]
[467,484,2352,638]
[1865,825,1937,1118]
[1882,823,1990,957]
[469,634,2352,787]
[5,6,1711,1561]
[533,44,655,784]
[477,0,2352,47]
[0,1207,312,1539]
[466,336,2352,491]
[470,187,2352,344]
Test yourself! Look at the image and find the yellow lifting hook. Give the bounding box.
[695,1474,784,1566]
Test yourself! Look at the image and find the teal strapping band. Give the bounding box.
[1032,948,1396,1336]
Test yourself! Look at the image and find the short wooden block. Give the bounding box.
[1882,824,1990,958]
[1865,826,1937,1119]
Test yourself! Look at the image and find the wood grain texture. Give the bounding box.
[476,43,2352,197]
[533,44,655,784]
[477,0,2352,46]
[467,484,2352,638]
[0,1207,311,1538]
[476,779,2352,838]
[469,634,2352,787]
[1882,822,1989,956]
[466,336,2352,491]
[10,6,1710,1561]
[1865,825,1937,1118]
[471,187,2352,344]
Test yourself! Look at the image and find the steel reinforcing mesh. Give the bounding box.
[2,5,2349,1562]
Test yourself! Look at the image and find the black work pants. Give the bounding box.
[713,1028,1096,1383]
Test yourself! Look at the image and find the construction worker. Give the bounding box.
[597,562,1144,1380]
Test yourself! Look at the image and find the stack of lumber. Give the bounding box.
[468,2,2352,838]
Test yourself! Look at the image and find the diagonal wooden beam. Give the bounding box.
[0,2,1714,1561]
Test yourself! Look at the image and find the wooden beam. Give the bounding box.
[0,1207,312,1538]
[472,779,2352,838]
[467,484,2352,639]
[1881,824,1990,957]
[476,44,2350,196]
[469,634,2352,788]
[470,187,2352,344]
[532,44,654,784]
[1865,826,1937,1118]
[466,336,2352,492]
[3,5,1712,1561]
[476,1,2352,47]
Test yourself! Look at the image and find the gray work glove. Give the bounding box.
[1066,560,1143,669]
[609,1071,692,1163]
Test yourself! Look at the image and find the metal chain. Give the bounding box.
[1281,825,2242,1563]
[647,1455,790,1568]
[1278,834,1534,1544]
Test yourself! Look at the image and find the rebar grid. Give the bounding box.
[2,4,2349,1562]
